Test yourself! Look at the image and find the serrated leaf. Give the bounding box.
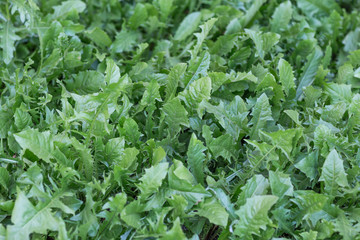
[269,171,294,198]
[234,195,278,239]
[271,1,292,33]
[278,59,295,95]
[137,162,169,199]
[1,21,20,65]
[249,93,273,140]
[187,133,206,185]
[319,149,348,195]
[296,47,323,99]
[14,129,54,162]
[195,198,229,227]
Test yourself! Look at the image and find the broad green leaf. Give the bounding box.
[123,118,141,144]
[137,162,169,199]
[0,167,10,190]
[7,189,66,240]
[105,59,120,84]
[179,76,211,112]
[14,129,54,162]
[128,3,148,29]
[121,200,144,228]
[162,97,189,135]
[271,1,292,33]
[278,59,295,96]
[187,133,206,185]
[237,175,269,206]
[295,152,318,180]
[51,0,86,19]
[195,198,229,227]
[297,0,340,17]
[269,171,294,198]
[325,83,352,103]
[86,27,112,48]
[260,128,301,159]
[207,133,239,162]
[296,47,323,99]
[110,30,139,53]
[249,93,273,140]
[67,71,105,95]
[319,149,348,195]
[234,195,278,239]
[291,190,328,220]
[174,12,201,41]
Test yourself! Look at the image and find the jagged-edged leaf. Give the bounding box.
[66,71,105,95]
[237,175,270,206]
[271,1,292,33]
[7,189,67,240]
[319,149,348,195]
[187,133,206,185]
[246,29,280,59]
[249,93,273,140]
[179,76,212,112]
[278,59,295,95]
[194,198,229,227]
[0,110,13,138]
[184,51,211,87]
[0,21,20,65]
[200,96,248,139]
[191,18,217,58]
[269,171,294,198]
[165,63,187,102]
[160,218,186,240]
[296,47,323,99]
[14,129,54,162]
[234,195,278,239]
[162,97,189,135]
[137,162,169,199]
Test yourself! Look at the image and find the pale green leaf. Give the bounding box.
[187,133,206,185]
[174,12,201,41]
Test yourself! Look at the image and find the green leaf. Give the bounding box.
[7,189,66,240]
[0,167,10,190]
[271,1,293,33]
[14,129,54,162]
[184,51,211,87]
[0,21,20,65]
[319,149,349,195]
[187,133,206,185]
[240,0,267,28]
[249,93,273,140]
[137,162,169,199]
[195,198,229,227]
[278,59,295,96]
[260,128,301,159]
[245,29,280,59]
[191,18,217,58]
[128,3,148,29]
[179,76,212,112]
[200,96,248,139]
[160,218,186,240]
[0,110,13,138]
[104,59,120,84]
[51,0,86,19]
[295,152,318,180]
[234,195,278,239]
[296,47,323,99]
[174,12,201,41]
[110,30,139,53]
[237,175,270,206]
[165,63,187,102]
[325,83,352,103]
[67,71,105,95]
[269,171,294,198]
[162,97,189,135]
[86,27,112,48]
[291,190,328,220]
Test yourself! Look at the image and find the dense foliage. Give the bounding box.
[1,0,360,239]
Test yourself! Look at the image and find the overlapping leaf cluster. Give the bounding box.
[1,0,360,239]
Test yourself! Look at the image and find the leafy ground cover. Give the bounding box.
[1,0,360,239]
